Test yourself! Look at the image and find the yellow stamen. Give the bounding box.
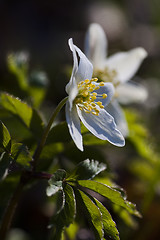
[99,82,105,86]
[85,79,90,83]
[82,91,89,97]
[102,93,107,99]
[75,77,108,116]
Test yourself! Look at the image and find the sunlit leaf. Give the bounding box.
[78,180,141,217]
[49,184,76,240]
[95,198,120,240]
[77,189,104,240]
[46,169,66,197]
[0,121,11,152]
[67,159,106,181]
[61,184,76,226]
[10,143,32,167]
[0,93,44,138]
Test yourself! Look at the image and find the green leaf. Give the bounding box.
[46,169,66,197]
[50,184,76,240]
[10,143,32,167]
[0,121,11,152]
[0,93,44,138]
[78,180,141,217]
[0,152,11,180]
[95,198,120,240]
[61,184,76,226]
[77,189,104,240]
[67,159,106,181]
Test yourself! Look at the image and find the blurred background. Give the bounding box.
[0,0,160,239]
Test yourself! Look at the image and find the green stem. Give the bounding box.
[32,96,68,169]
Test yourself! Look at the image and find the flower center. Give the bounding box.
[75,78,107,116]
[94,67,119,86]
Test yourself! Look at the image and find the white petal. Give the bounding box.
[105,47,148,83]
[94,82,115,107]
[77,107,125,147]
[117,81,148,104]
[106,100,129,137]
[74,44,93,82]
[66,38,78,94]
[65,101,83,151]
[85,23,108,68]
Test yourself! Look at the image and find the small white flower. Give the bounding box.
[85,23,148,136]
[65,38,125,151]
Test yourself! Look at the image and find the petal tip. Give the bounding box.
[136,47,148,59]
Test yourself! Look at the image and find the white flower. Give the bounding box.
[65,38,125,151]
[85,23,148,136]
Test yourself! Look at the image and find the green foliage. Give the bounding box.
[46,169,66,197]
[77,189,104,240]
[77,180,140,217]
[0,120,32,181]
[95,198,120,240]
[125,109,160,211]
[10,143,32,167]
[0,121,11,153]
[47,159,140,240]
[0,47,153,240]
[48,185,76,240]
[0,93,44,138]
[67,159,106,181]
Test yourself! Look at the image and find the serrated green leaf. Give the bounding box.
[78,180,141,217]
[61,184,76,226]
[49,185,76,240]
[67,159,106,181]
[0,93,44,138]
[46,169,66,197]
[0,121,11,152]
[0,152,11,180]
[10,143,32,167]
[95,198,120,240]
[77,189,104,240]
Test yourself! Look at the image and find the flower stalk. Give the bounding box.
[32,96,68,170]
